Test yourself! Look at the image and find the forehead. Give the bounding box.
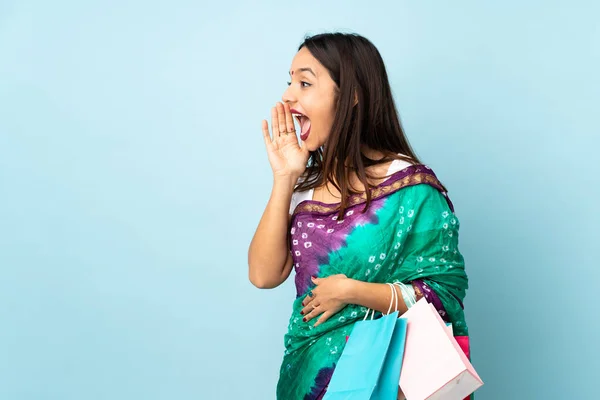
[289,47,321,76]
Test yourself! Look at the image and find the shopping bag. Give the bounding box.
[324,284,406,400]
[371,283,407,400]
[371,317,407,400]
[399,299,483,400]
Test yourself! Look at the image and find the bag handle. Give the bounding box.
[362,283,398,321]
[393,281,417,308]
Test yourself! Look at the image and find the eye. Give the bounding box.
[286,81,312,87]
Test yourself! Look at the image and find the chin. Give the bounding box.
[305,141,323,152]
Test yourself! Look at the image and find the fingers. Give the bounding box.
[261,120,273,147]
[303,304,323,323]
[301,291,315,307]
[271,106,280,139]
[313,311,332,327]
[276,102,287,134]
[283,103,295,133]
[301,300,317,317]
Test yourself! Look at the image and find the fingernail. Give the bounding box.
[302,317,307,322]
[300,311,304,315]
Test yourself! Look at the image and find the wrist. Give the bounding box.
[341,278,362,304]
[273,174,299,190]
[272,176,297,197]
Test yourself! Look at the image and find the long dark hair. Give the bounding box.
[294,32,422,218]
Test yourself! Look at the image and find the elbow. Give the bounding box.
[247,250,285,289]
[247,262,279,289]
[248,272,279,289]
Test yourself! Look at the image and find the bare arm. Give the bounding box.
[248,102,309,289]
[248,176,297,289]
[344,280,408,315]
[302,277,409,325]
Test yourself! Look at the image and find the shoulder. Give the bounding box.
[393,170,453,212]
[387,157,414,174]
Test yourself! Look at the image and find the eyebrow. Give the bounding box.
[289,67,316,78]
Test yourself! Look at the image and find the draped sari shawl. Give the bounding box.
[277,165,470,400]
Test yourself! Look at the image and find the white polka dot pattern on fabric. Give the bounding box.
[307,222,315,228]
[442,211,449,218]
[295,251,301,256]
[327,229,334,234]
[298,222,302,227]
[293,240,298,245]
[304,242,312,248]
[302,233,308,239]
[365,269,371,276]
[346,210,354,216]
[379,253,386,260]
[375,264,381,270]
[369,256,376,263]
[317,224,325,229]
[443,223,448,229]
[291,227,296,234]
[399,206,404,214]
[417,256,424,262]
[407,209,414,218]
[395,243,401,249]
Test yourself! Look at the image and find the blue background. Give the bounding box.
[1,1,598,398]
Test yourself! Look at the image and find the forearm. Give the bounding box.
[248,175,297,288]
[344,279,409,316]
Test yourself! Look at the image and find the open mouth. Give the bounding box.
[291,110,312,141]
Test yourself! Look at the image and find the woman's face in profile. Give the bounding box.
[282,47,338,151]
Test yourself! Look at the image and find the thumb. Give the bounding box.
[311,275,320,284]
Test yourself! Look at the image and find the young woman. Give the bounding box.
[248,32,471,400]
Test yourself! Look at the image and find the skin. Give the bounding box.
[249,47,409,329]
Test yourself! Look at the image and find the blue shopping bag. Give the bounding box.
[324,284,407,400]
[371,317,407,400]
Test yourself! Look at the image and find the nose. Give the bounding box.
[282,84,296,105]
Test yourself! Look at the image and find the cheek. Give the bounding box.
[315,108,335,140]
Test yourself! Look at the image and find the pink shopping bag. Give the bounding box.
[399,299,483,400]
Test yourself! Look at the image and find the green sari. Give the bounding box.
[277,165,470,400]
